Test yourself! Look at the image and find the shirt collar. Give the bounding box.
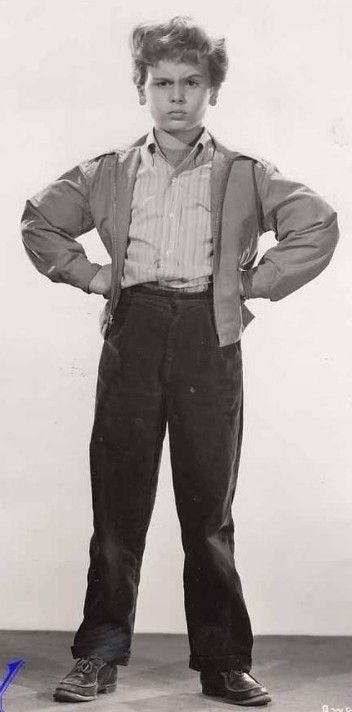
[142,125,213,165]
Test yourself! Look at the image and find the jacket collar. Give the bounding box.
[117,130,244,161]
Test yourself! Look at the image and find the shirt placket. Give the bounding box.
[165,170,181,270]
[155,146,200,283]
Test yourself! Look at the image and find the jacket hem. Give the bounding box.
[218,331,242,348]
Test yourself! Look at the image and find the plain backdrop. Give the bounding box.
[1,0,351,636]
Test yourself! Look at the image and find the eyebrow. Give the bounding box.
[152,73,204,80]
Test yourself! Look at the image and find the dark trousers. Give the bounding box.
[71,283,253,673]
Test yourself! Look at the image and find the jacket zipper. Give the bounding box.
[104,154,119,339]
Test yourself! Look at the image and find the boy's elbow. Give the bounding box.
[20,200,45,265]
[331,210,339,248]
[323,207,339,254]
[312,195,339,254]
[20,199,35,237]
[20,201,31,246]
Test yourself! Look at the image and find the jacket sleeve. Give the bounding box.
[240,161,339,301]
[20,162,103,293]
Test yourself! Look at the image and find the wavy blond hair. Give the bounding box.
[129,16,228,90]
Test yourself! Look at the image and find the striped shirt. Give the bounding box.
[120,126,215,291]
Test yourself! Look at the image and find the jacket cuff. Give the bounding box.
[60,261,102,294]
[240,270,253,300]
[84,263,103,293]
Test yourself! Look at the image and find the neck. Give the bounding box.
[154,124,204,147]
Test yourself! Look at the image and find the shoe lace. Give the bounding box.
[73,657,100,674]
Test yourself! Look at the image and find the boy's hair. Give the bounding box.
[129,16,228,91]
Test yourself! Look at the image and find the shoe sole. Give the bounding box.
[202,689,272,706]
[53,682,117,703]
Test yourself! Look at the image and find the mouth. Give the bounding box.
[168,110,187,117]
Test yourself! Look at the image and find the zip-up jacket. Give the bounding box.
[20,132,339,347]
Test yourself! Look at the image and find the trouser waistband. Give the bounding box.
[122,279,212,296]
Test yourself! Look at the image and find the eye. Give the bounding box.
[187,79,200,87]
[155,80,171,87]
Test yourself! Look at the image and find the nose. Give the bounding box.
[170,83,185,103]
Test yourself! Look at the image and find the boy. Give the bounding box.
[21,16,339,707]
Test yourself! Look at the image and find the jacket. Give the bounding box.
[20,132,339,347]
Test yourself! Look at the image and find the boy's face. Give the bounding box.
[138,58,218,135]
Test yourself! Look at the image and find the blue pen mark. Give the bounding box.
[0,659,25,712]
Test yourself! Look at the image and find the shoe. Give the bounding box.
[201,668,271,706]
[53,656,117,702]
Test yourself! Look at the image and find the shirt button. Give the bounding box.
[169,213,175,219]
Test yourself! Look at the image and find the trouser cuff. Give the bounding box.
[71,644,131,666]
[189,653,252,673]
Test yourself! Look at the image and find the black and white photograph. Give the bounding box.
[1,1,351,710]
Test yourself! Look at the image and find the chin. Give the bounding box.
[164,118,194,132]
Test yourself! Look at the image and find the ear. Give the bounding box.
[138,86,147,105]
[209,88,218,106]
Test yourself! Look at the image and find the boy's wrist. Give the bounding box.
[78,263,104,294]
[88,263,112,296]
[87,265,104,294]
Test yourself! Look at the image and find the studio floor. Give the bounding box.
[0,632,351,712]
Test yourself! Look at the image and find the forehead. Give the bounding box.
[147,58,210,80]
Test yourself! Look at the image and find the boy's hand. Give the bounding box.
[88,264,112,298]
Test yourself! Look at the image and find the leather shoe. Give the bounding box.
[53,656,117,702]
[201,668,271,706]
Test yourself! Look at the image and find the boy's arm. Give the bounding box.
[21,163,103,293]
[240,161,339,301]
